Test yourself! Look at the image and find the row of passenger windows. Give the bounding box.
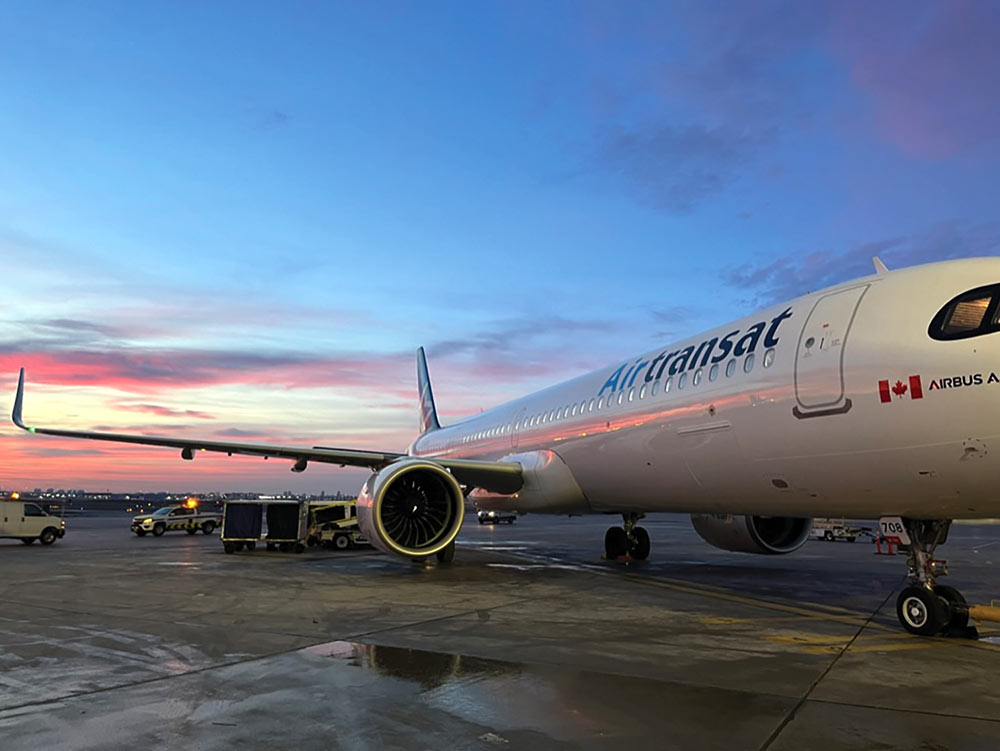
[460,348,775,444]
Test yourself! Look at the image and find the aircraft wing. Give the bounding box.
[11,369,523,494]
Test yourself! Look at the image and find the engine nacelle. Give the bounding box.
[357,458,465,559]
[690,514,811,555]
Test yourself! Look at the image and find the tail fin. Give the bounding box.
[417,347,441,434]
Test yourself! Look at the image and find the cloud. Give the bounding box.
[829,0,1000,158]
[722,222,1000,305]
[596,124,772,212]
[116,403,215,419]
[569,1,827,212]
[649,305,699,339]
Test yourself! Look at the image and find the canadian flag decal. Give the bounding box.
[879,375,923,403]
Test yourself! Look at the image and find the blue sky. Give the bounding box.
[2,1,999,492]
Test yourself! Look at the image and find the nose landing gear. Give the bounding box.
[895,519,977,638]
[604,513,650,561]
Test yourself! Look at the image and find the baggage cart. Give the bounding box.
[220,499,308,554]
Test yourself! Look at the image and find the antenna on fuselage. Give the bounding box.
[873,256,889,274]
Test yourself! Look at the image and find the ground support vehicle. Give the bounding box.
[0,499,66,545]
[809,518,872,543]
[477,509,517,525]
[220,500,308,554]
[131,505,221,537]
[306,500,369,550]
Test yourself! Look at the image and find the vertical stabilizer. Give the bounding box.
[417,347,441,434]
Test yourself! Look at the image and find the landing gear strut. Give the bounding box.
[604,513,650,561]
[895,519,976,638]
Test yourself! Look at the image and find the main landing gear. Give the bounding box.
[604,513,650,561]
[895,519,977,638]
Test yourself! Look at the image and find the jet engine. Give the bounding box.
[356,458,465,559]
[690,514,811,555]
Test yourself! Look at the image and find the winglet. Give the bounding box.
[416,347,441,434]
[12,368,29,431]
[873,256,889,275]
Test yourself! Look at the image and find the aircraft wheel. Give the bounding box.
[933,584,970,630]
[435,541,455,564]
[629,527,650,560]
[604,527,628,559]
[152,523,166,537]
[897,586,948,636]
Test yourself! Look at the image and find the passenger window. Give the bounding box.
[571,404,577,416]
[726,359,737,377]
[709,363,719,381]
[651,380,659,397]
[693,368,703,386]
[628,387,635,402]
[763,348,775,368]
[24,504,46,517]
[588,399,595,412]
[639,383,646,399]
[617,391,624,405]
[597,396,604,409]
[664,376,672,393]
[678,373,687,389]
[931,285,1000,340]
[549,410,556,421]
[744,353,755,373]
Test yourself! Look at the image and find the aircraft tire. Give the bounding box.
[435,540,455,564]
[604,527,628,559]
[897,586,948,636]
[630,527,651,560]
[933,585,970,630]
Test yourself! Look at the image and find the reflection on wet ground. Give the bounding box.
[0,514,998,749]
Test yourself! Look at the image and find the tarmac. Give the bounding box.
[0,512,998,750]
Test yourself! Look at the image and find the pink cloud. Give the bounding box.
[830,0,1000,158]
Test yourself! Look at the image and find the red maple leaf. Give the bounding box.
[892,380,907,397]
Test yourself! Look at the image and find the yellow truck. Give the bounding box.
[306,500,368,550]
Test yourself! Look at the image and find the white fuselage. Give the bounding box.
[411,258,1000,520]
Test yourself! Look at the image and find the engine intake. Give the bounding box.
[357,459,465,559]
[690,514,811,555]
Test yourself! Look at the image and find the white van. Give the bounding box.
[0,500,66,545]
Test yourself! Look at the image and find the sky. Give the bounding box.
[2,0,999,493]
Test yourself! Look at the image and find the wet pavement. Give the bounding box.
[0,514,998,749]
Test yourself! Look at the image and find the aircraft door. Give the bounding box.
[793,284,870,418]
[511,409,526,451]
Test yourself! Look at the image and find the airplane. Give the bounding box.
[11,255,1000,637]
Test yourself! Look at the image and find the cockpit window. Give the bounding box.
[930,285,1000,340]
